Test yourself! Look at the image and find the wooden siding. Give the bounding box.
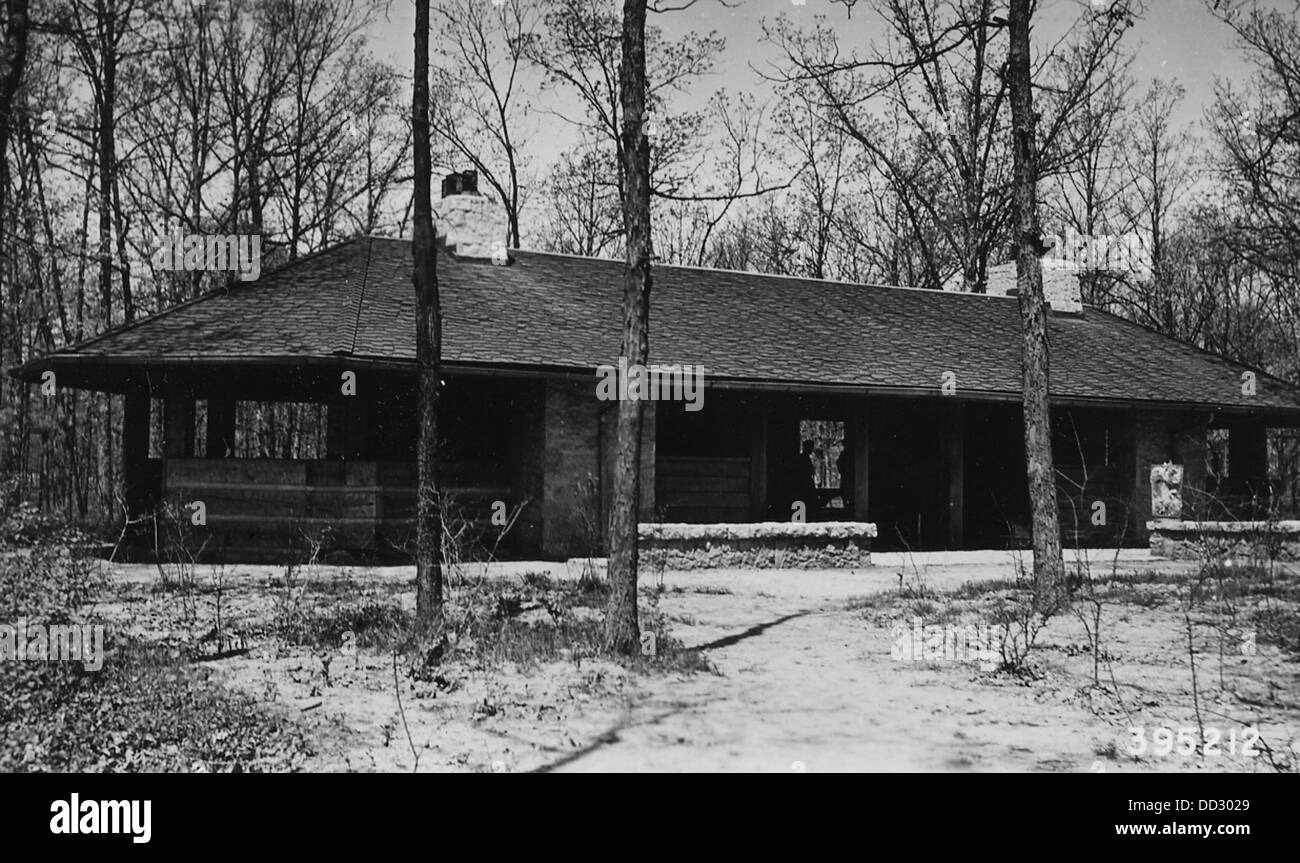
[161,458,510,559]
[655,456,751,523]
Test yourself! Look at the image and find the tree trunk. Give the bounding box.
[96,4,118,327]
[1008,0,1065,607]
[412,0,444,631]
[0,0,30,251]
[605,0,651,656]
[0,0,30,481]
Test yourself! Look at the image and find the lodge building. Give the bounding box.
[12,180,1300,562]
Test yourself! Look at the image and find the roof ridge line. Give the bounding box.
[347,237,373,355]
[354,235,1071,301]
[506,247,1037,299]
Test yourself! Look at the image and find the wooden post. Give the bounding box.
[639,401,656,520]
[751,402,768,519]
[206,396,236,458]
[326,401,348,460]
[341,374,377,460]
[163,394,195,457]
[945,404,965,549]
[853,402,870,522]
[123,392,151,515]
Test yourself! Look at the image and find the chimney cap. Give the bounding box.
[441,170,479,198]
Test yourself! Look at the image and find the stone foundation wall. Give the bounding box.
[1147,519,1300,561]
[639,521,877,570]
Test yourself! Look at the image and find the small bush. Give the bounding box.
[0,500,312,773]
[278,600,411,651]
[0,640,313,772]
[0,506,104,622]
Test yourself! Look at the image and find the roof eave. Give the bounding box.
[12,354,1300,422]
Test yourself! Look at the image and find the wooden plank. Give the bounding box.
[376,459,506,486]
[166,458,307,486]
[203,513,381,526]
[658,475,750,495]
[657,457,750,477]
[658,492,751,509]
[659,506,750,522]
[169,488,378,513]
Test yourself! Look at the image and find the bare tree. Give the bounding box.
[0,0,32,484]
[1043,43,1134,306]
[606,0,651,656]
[49,0,152,325]
[536,139,622,256]
[431,0,536,249]
[766,0,1138,291]
[0,0,31,247]
[267,0,374,259]
[1114,78,1195,329]
[413,0,443,632]
[528,0,722,220]
[211,0,291,245]
[1008,0,1063,605]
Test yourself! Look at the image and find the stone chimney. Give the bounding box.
[983,255,1084,314]
[434,171,509,264]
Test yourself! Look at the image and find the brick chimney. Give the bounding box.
[434,171,509,264]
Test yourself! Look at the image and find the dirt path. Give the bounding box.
[537,589,1114,772]
[99,552,1289,772]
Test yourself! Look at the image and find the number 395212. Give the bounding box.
[1126,726,1259,757]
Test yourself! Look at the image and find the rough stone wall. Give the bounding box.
[1131,410,1210,543]
[543,377,659,558]
[434,193,508,260]
[642,538,871,570]
[598,401,656,546]
[983,258,1083,312]
[1148,522,1300,561]
[639,522,876,569]
[542,379,601,558]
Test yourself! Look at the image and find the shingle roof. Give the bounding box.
[16,235,1300,415]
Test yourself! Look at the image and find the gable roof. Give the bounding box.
[14,235,1300,416]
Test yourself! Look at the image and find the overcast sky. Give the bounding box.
[365,0,1269,181]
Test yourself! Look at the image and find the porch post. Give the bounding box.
[123,391,151,515]
[326,401,348,459]
[853,401,870,521]
[326,381,373,460]
[639,401,657,520]
[352,389,376,459]
[944,404,965,549]
[750,402,768,519]
[206,396,236,457]
[163,393,195,457]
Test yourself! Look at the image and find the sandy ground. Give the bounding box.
[92,549,1298,772]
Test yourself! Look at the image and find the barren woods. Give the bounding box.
[1,0,1300,776]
